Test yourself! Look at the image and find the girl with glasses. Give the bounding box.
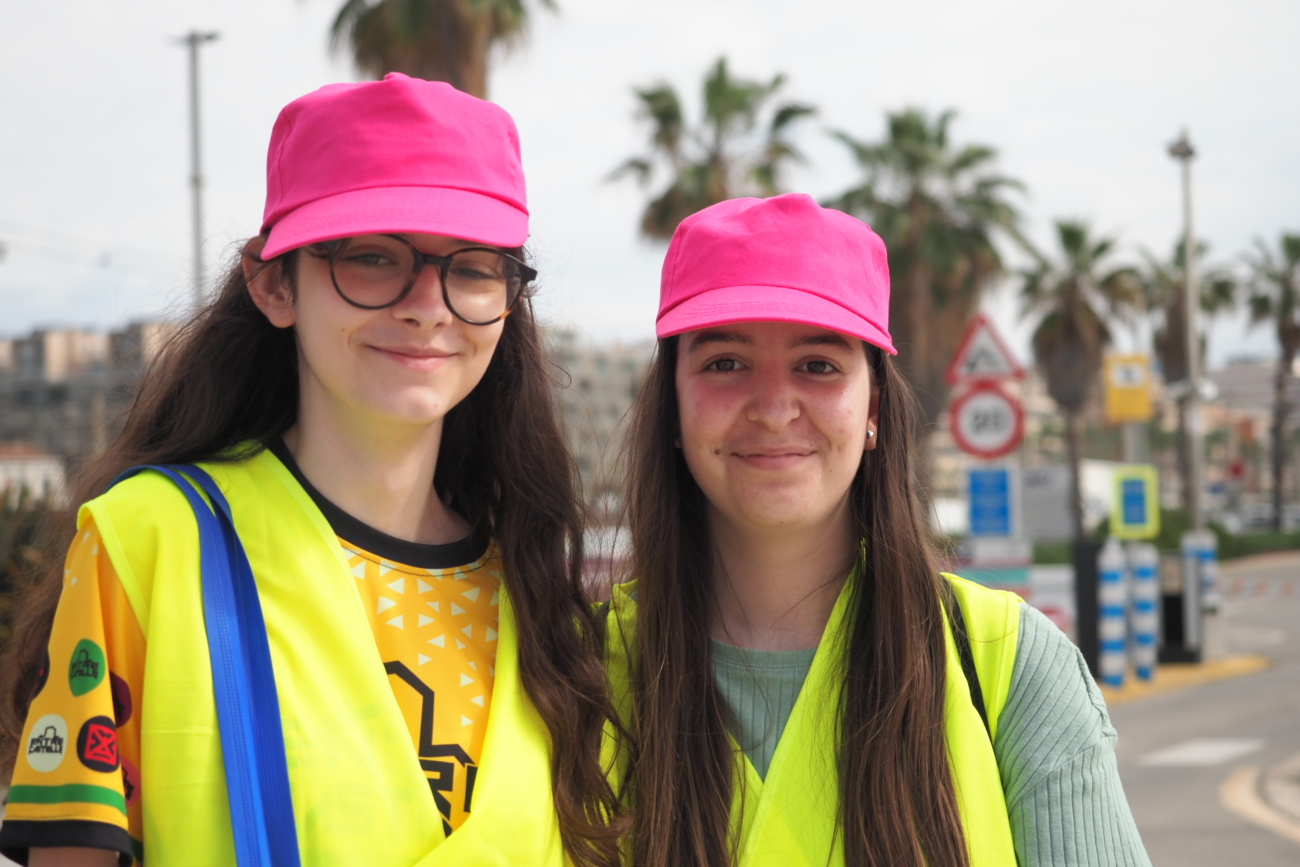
[1,75,622,867]
[603,194,1150,867]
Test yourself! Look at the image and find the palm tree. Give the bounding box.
[1022,220,1141,542]
[609,57,815,240]
[331,0,554,98]
[1139,240,1236,511]
[1144,240,1232,512]
[1244,232,1300,532]
[824,109,1026,436]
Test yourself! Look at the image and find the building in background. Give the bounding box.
[546,329,653,516]
[0,442,65,506]
[0,321,177,472]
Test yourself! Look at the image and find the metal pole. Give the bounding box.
[1169,130,1207,661]
[1169,131,1202,533]
[177,31,219,308]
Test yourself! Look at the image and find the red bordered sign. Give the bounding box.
[950,381,1024,459]
[945,313,1025,385]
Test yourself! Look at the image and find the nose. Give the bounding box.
[392,263,454,328]
[744,366,800,431]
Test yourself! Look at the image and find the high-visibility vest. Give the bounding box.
[603,574,1021,867]
[84,448,566,866]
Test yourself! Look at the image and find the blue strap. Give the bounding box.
[112,465,301,867]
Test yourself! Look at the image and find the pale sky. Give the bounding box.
[1,0,1296,369]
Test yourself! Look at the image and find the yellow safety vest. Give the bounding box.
[84,448,566,866]
[603,573,1021,867]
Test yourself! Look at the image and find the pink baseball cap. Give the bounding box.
[260,73,528,259]
[656,193,895,354]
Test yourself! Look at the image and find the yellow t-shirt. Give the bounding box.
[1,455,500,864]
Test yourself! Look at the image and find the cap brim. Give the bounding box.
[657,285,896,355]
[261,185,528,259]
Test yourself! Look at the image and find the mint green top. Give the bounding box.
[711,602,1151,867]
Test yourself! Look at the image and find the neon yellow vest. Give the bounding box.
[603,574,1021,867]
[84,448,566,866]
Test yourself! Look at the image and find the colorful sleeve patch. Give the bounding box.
[0,518,147,865]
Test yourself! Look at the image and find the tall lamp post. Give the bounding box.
[1168,131,1202,533]
[1168,129,1207,659]
[176,30,219,308]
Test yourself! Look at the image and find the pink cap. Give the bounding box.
[656,193,895,354]
[260,73,528,259]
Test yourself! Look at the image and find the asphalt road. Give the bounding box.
[1111,551,1300,866]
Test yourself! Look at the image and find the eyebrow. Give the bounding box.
[685,329,857,353]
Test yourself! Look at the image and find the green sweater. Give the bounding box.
[711,602,1151,867]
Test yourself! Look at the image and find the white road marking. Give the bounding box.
[1141,737,1265,766]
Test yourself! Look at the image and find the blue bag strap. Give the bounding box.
[111,465,301,867]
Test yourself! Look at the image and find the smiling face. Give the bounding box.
[675,321,880,543]
[250,232,506,433]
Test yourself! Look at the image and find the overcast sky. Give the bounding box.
[1,0,1296,369]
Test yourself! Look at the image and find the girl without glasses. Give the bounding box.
[604,194,1150,867]
[1,75,622,867]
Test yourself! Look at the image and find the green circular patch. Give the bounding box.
[68,639,106,697]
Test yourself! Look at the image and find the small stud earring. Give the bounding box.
[866,430,876,439]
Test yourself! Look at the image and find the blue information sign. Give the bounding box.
[1121,478,1146,525]
[969,468,1012,536]
[1111,465,1160,540]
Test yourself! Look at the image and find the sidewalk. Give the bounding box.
[1099,654,1271,706]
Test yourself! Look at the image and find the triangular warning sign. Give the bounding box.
[945,313,1024,385]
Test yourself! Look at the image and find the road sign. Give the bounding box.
[969,466,1016,536]
[945,313,1025,385]
[950,382,1024,459]
[1104,354,1154,423]
[1110,464,1160,540]
[1021,465,1073,542]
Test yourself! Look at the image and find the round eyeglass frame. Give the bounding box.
[314,233,536,325]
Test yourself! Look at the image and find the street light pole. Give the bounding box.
[176,30,219,309]
[1167,129,1210,660]
[1168,130,1202,534]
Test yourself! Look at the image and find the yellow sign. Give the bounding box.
[1111,465,1160,540]
[1104,354,1153,423]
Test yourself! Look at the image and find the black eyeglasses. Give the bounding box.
[307,234,536,325]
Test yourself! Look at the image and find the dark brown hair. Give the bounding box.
[621,336,968,867]
[0,244,625,867]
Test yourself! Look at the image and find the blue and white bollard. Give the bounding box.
[1128,542,1159,681]
[1098,537,1128,688]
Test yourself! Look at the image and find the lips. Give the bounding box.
[370,344,456,370]
[731,447,815,470]
[373,345,454,359]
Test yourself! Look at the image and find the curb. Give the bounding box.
[1099,654,1271,706]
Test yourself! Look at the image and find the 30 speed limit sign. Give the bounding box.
[950,381,1024,459]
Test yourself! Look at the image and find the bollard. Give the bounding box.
[1128,542,1159,681]
[1098,537,1128,688]
[1197,531,1220,611]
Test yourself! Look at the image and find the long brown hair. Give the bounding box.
[621,336,968,867]
[0,244,626,867]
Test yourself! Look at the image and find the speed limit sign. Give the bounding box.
[950,381,1024,459]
